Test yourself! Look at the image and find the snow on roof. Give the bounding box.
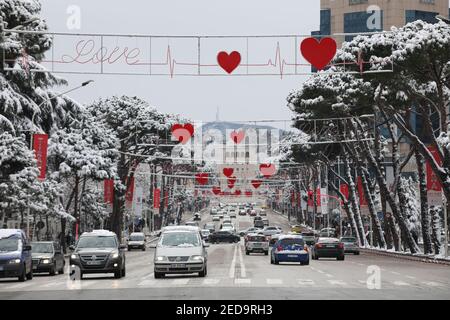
[0,229,24,239]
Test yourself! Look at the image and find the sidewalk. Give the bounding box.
[360,247,450,266]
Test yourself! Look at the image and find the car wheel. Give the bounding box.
[337,256,345,261]
[301,259,310,266]
[154,272,164,279]
[26,264,33,280]
[274,257,279,265]
[122,266,126,277]
[50,263,56,276]
[142,246,146,251]
[246,250,249,255]
[18,265,26,282]
[58,264,65,275]
[264,251,269,256]
[355,252,360,255]
[114,270,122,279]
[199,267,207,277]
[128,246,131,251]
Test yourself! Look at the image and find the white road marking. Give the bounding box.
[325,274,333,278]
[229,245,237,278]
[141,273,154,280]
[234,278,251,285]
[421,281,444,287]
[405,275,416,280]
[391,271,401,275]
[267,279,283,285]
[3,282,33,290]
[138,280,157,287]
[297,279,315,286]
[41,280,66,288]
[328,280,347,286]
[393,281,410,286]
[172,278,190,285]
[316,269,325,274]
[238,245,246,278]
[203,278,220,285]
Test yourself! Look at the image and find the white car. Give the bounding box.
[212,216,220,222]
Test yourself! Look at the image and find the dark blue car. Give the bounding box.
[270,235,309,265]
[0,229,33,282]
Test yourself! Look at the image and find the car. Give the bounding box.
[127,232,146,251]
[210,208,218,215]
[259,209,267,216]
[254,220,265,229]
[208,230,240,244]
[320,228,337,238]
[340,237,360,255]
[221,222,235,232]
[153,229,208,278]
[262,218,269,226]
[311,237,345,260]
[185,221,199,227]
[301,232,316,246]
[239,209,247,216]
[212,215,220,222]
[249,210,257,216]
[204,223,216,233]
[31,241,65,275]
[261,226,282,237]
[239,227,260,237]
[223,216,232,224]
[193,213,201,221]
[291,225,303,233]
[218,212,224,219]
[254,216,262,222]
[270,234,310,265]
[229,210,237,218]
[245,233,269,255]
[201,229,211,241]
[69,230,127,279]
[0,229,33,282]
[269,234,281,246]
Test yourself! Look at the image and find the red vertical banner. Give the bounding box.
[340,183,349,200]
[316,188,321,206]
[153,188,161,209]
[164,191,169,208]
[307,190,314,206]
[297,192,301,208]
[426,145,442,191]
[357,177,368,205]
[32,134,48,180]
[104,179,114,204]
[125,176,135,202]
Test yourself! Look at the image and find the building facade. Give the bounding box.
[319,0,449,37]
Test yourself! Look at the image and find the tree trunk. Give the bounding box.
[415,149,433,254]
[430,206,442,254]
[73,176,80,239]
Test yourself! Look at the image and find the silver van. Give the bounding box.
[152,229,209,278]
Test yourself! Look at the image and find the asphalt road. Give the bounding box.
[0,209,449,300]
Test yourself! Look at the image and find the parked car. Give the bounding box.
[152,229,208,278]
[270,234,309,265]
[0,229,33,282]
[245,234,269,255]
[301,232,316,246]
[69,230,127,279]
[127,232,146,251]
[261,226,282,237]
[311,237,345,261]
[31,241,65,275]
[340,236,360,255]
[208,231,240,244]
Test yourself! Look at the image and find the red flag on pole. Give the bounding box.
[340,183,349,200]
[357,177,368,206]
[153,188,161,209]
[32,134,48,180]
[426,145,442,191]
[104,179,114,204]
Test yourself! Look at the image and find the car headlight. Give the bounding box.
[111,252,119,259]
[70,254,78,259]
[9,259,21,264]
[156,256,167,261]
[42,259,52,264]
[190,255,204,261]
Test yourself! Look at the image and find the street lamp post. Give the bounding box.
[27,80,94,240]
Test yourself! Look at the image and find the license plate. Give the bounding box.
[326,245,335,248]
[287,255,298,258]
[171,264,186,268]
[87,261,102,265]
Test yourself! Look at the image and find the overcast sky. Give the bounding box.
[39,0,320,128]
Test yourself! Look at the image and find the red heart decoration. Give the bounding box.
[212,187,221,195]
[234,190,241,196]
[223,168,234,177]
[217,51,241,74]
[251,180,262,189]
[228,176,237,184]
[245,191,253,197]
[230,130,245,144]
[300,37,337,71]
[171,123,195,144]
[259,164,276,178]
[195,173,209,185]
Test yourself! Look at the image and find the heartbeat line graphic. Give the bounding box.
[4,35,390,78]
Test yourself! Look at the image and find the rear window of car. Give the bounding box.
[302,232,314,237]
[279,238,304,246]
[248,236,266,242]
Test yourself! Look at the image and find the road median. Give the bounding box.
[360,247,450,266]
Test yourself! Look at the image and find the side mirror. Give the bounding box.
[24,245,32,251]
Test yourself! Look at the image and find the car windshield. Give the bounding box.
[77,236,117,248]
[130,235,144,241]
[248,236,266,242]
[161,232,200,247]
[0,237,19,252]
[31,242,53,253]
[280,238,305,246]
